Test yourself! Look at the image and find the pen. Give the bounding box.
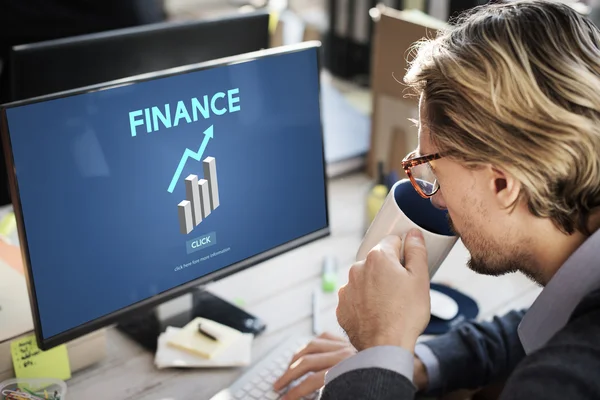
[312,288,321,335]
[198,323,219,341]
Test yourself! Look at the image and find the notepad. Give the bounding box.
[166,317,243,359]
[155,326,252,369]
[10,334,71,381]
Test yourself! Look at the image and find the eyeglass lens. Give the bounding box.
[410,162,439,195]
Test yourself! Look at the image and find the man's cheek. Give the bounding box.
[445,210,459,235]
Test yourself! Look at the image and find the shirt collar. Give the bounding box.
[518,228,600,354]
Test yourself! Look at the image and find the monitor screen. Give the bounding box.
[0,43,329,348]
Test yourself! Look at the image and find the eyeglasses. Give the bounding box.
[401,150,443,198]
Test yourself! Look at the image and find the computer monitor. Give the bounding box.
[8,10,270,102]
[0,41,329,350]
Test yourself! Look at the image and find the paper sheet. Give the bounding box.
[155,326,252,369]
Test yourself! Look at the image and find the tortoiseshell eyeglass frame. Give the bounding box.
[401,150,443,198]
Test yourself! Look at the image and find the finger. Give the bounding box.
[273,352,343,391]
[318,331,348,342]
[288,338,348,366]
[348,262,361,286]
[288,338,350,366]
[346,257,365,285]
[374,234,404,262]
[403,228,429,278]
[281,370,326,400]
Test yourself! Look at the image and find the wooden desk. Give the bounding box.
[66,172,540,399]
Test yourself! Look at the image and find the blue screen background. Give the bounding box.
[5,48,328,340]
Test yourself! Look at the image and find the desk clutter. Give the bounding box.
[0,378,67,400]
[154,318,254,369]
[1,334,71,399]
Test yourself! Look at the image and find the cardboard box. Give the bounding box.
[367,6,447,177]
[269,8,325,48]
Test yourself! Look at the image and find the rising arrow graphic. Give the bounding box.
[167,125,214,193]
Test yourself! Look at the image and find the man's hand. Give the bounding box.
[273,332,356,400]
[336,229,431,352]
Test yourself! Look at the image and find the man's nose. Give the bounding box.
[430,191,447,210]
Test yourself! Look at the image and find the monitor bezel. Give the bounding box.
[0,41,330,350]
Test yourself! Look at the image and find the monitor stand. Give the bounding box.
[116,287,266,351]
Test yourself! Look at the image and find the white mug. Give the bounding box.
[356,179,458,278]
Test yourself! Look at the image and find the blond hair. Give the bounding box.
[404,0,600,235]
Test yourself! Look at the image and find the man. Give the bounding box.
[273,0,600,398]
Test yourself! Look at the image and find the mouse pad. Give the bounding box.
[424,283,479,335]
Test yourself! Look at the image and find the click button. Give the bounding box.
[186,232,216,254]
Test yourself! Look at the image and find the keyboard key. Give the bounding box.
[249,389,263,399]
[258,381,271,391]
[243,384,252,392]
[234,390,246,399]
[252,376,261,385]
[259,369,270,377]
[265,391,281,400]
[265,362,278,372]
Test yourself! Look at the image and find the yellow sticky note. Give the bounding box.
[0,212,16,237]
[0,211,16,247]
[10,334,71,381]
[269,12,279,35]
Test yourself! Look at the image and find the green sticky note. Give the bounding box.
[233,297,246,307]
[11,334,71,381]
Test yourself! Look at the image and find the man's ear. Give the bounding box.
[489,166,521,208]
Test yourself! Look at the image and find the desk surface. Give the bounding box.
[66,172,541,399]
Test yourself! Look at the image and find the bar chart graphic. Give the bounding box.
[178,156,220,234]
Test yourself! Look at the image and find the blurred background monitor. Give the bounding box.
[8,10,270,102]
[0,10,270,207]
